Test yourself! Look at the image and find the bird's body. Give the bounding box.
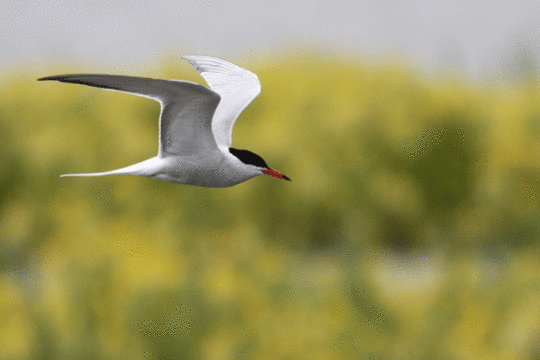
[71,150,261,187]
[39,56,290,187]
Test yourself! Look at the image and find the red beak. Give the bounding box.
[262,168,291,181]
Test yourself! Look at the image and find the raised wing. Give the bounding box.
[182,56,261,148]
[38,74,221,157]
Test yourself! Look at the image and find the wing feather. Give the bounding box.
[182,56,261,147]
[38,74,221,156]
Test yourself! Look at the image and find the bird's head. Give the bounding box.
[229,148,290,181]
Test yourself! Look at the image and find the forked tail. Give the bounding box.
[60,169,132,178]
[60,158,161,178]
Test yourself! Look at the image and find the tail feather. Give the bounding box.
[60,169,132,177]
[60,157,162,179]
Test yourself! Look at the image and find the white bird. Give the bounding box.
[39,56,290,187]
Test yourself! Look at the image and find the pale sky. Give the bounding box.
[2,0,539,76]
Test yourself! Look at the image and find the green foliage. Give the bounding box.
[1,54,540,359]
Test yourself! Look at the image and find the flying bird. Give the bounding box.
[39,56,290,187]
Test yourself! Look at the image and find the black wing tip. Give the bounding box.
[36,75,117,90]
[38,75,72,82]
[38,75,59,81]
[282,175,291,181]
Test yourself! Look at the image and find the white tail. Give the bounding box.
[61,157,162,178]
[60,169,133,178]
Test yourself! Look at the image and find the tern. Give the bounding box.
[39,56,290,187]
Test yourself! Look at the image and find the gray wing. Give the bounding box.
[38,74,221,157]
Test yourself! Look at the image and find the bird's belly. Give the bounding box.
[154,155,259,187]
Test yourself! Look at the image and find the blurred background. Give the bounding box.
[2,1,540,359]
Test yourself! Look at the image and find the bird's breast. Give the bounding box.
[155,152,260,187]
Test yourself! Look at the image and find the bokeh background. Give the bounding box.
[2,1,540,359]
